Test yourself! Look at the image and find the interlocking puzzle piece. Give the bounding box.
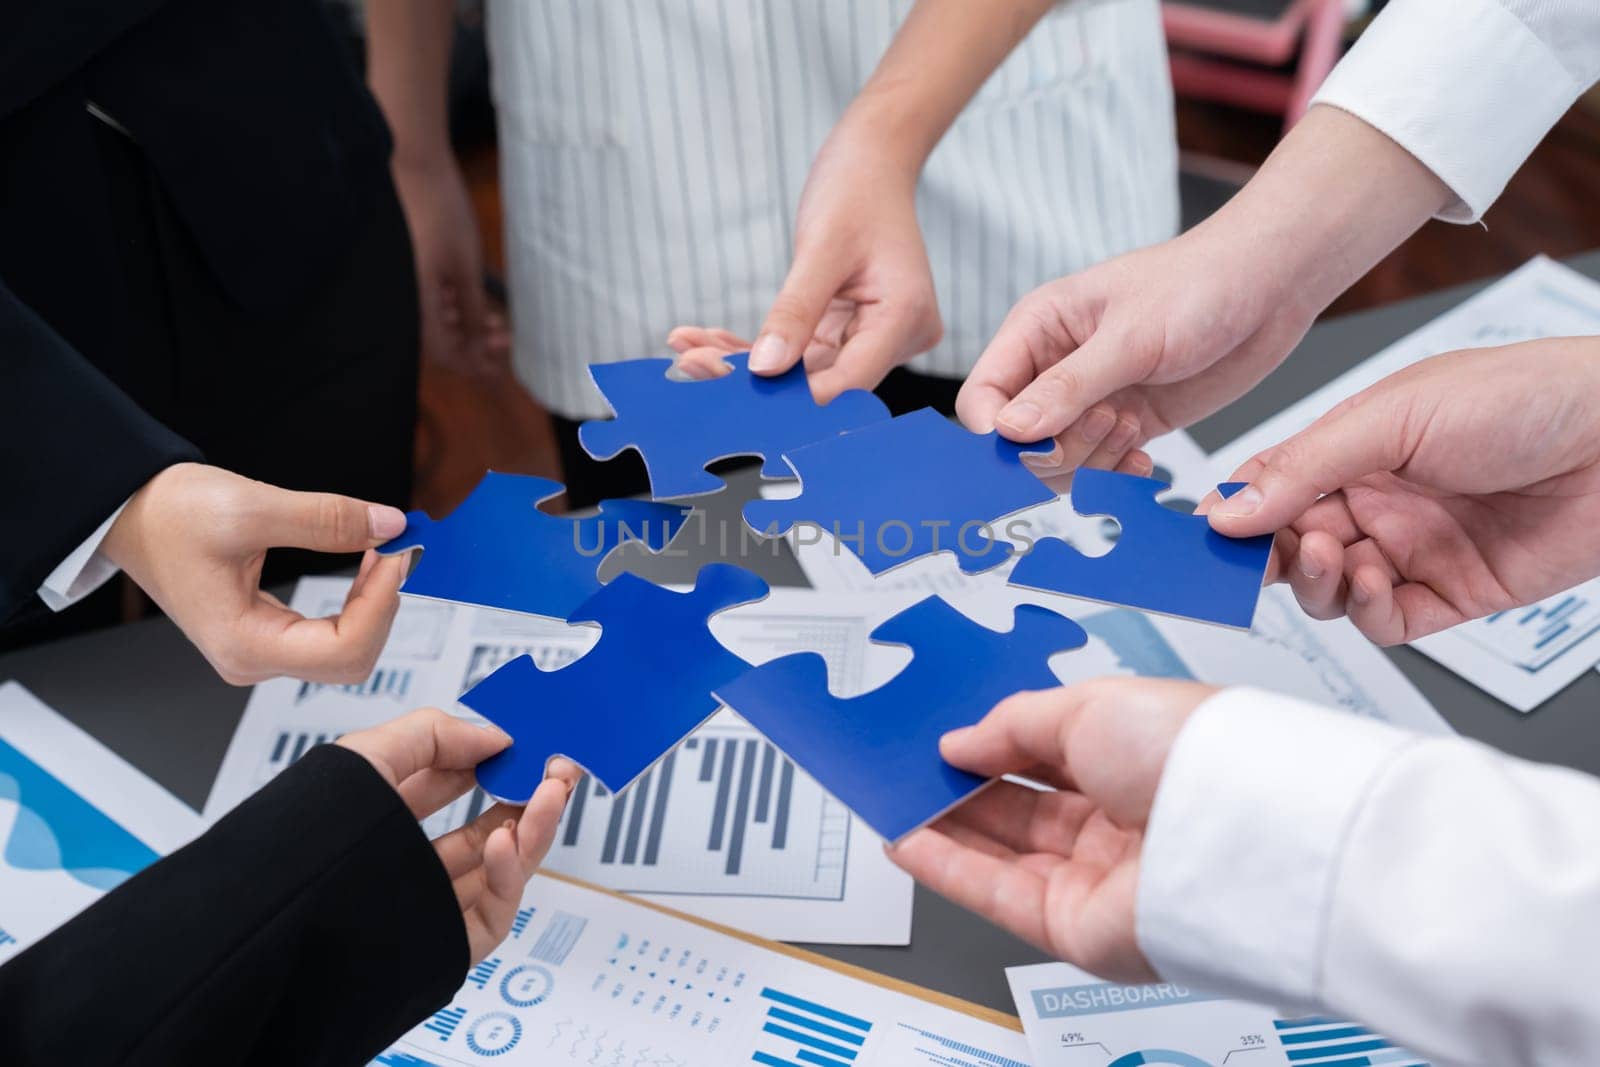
[461,564,770,801]
[714,596,1087,843]
[379,471,690,621]
[743,407,1054,575]
[1007,471,1272,629]
[578,353,891,499]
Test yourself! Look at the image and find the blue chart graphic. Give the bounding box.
[467,956,502,990]
[295,667,413,705]
[752,987,873,1066]
[1106,1053,1211,1067]
[423,1005,467,1043]
[1078,610,1193,679]
[0,737,158,891]
[530,911,588,965]
[465,1012,523,1056]
[1462,592,1600,672]
[499,964,554,1008]
[1274,1017,1431,1066]
[896,1023,1031,1067]
[510,906,536,939]
[372,1052,447,1067]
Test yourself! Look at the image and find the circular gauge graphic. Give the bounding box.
[499,964,554,1008]
[1107,1051,1213,1067]
[464,1011,522,1056]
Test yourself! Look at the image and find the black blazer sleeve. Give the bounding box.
[0,277,199,624]
[0,744,470,1067]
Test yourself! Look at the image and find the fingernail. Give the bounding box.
[368,505,407,540]
[748,334,787,373]
[1300,555,1323,581]
[1351,580,1371,606]
[997,401,1041,435]
[941,725,973,748]
[1214,485,1262,518]
[1022,445,1064,471]
[1105,419,1138,452]
[1080,408,1115,442]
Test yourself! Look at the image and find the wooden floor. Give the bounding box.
[414,94,1600,514]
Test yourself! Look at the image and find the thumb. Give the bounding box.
[748,251,843,376]
[256,485,410,554]
[992,330,1138,442]
[1209,392,1410,537]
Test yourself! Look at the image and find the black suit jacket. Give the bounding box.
[0,0,395,624]
[0,744,468,1066]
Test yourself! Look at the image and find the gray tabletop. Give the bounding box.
[5,250,1600,1017]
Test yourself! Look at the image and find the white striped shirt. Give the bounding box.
[487,0,1179,419]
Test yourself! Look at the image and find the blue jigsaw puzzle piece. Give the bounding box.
[461,564,770,800]
[714,596,1086,843]
[379,471,690,621]
[742,407,1054,575]
[1007,472,1272,629]
[578,353,891,499]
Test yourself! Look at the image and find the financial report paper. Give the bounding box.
[0,682,200,962]
[206,579,914,945]
[1006,961,1430,1067]
[1208,256,1600,711]
[377,872,1030,1067]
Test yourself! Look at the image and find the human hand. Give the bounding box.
[956,227,1313,477]
[392,152,497,375]
[102,463,412,685]
[1207,339,1600,644]
[336,708,580,964]
[677,127,942,402]
[890,678,1216,982]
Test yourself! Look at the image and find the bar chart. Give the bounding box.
[1458,588,1600,673]
[1273,1017,1431,1067]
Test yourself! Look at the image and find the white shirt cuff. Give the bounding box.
[1135,687,1421,1008]
[1311,0,1587,223]
[37,500,130,612]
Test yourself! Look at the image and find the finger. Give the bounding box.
[1019,407,1116,476]
[1345,562,1408,645]
[1080,414,1142,472]
[247,552,407,683]
[958,284,1087,434]
[1262,527,1301,584]
[805,311,929,402]
[938,688,1090,785]
[749,254,846,376]
[939,781,1097,857]
[250,483,409,553]
[461,821,524,961]
[994,332,1138,443]
[1115,449,1154,477]
[667,325,752,353]
[397,766,480,820]
[674,347,738,380]
[1209,389,1415,538]
[435,801,523,879]
[337,707,512,786]
[1285,530,1349,620]
[515,773,574,869]
[889,827,1055,952]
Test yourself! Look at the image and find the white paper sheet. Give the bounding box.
[376,872,1031,1067]
[1207,256,1600,711]
[205,579,914,946]
[1006,961,1426,1067]
[0,682,201,962]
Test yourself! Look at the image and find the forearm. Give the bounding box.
[1192,104,1452,324]
[0,745,466,1067]
[1138,689,1600,1066]
[833,0,1056,175]
[365,0,456,164]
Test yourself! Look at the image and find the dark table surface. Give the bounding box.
[5,250,1600,1017]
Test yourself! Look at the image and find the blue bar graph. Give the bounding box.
[896,1023,1032,1067]
[509,906,535,939]
[1460,587,1600,671]
[752,986,874,1065]
[423,1005,466,1042]
[1273,1017,1430,1067]
[466,956,501,990]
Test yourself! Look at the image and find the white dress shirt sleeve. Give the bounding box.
[1137,686,1600,1066]
[36,500,130,612]
[1311,0,1600,223]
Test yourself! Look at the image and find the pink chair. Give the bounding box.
[1163,0,1347,130]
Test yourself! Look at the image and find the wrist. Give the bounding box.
[100,462,201,572]
[831,87,940,182]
